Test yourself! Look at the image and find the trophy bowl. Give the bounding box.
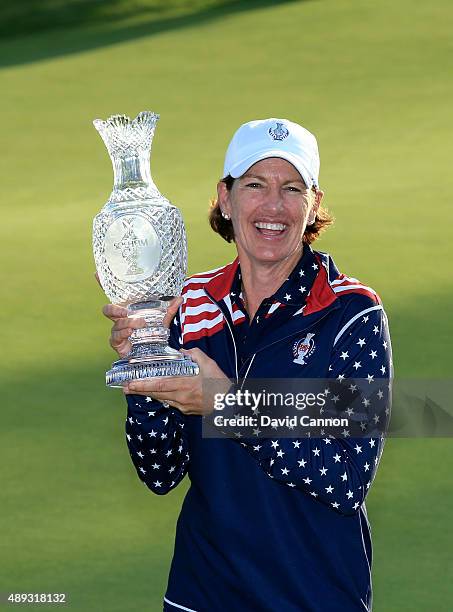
[92,111,199,387]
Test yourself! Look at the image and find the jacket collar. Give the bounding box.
[204,258,240,302]
[204,246,339,317]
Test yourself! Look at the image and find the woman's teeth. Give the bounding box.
[254,222,287,231]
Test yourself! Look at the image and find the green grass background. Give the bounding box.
[1,0,452,610]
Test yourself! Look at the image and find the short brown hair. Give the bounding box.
[209,176,334,244]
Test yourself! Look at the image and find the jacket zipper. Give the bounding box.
[222,313,239,383]
[204,288,339,385]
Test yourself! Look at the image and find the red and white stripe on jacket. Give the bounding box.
[180,256,380,344]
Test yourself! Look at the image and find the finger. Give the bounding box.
[180,349,229,388]
[127,377,187,394]
[112,342,131,358]
[163,297,183,328]
[180,347,210,366]
[112,317,147,331]
[112,342,132,359]
[109,333,131,351]
[103,303,129,321]
[111,328,134,344]
[169,296,183,312]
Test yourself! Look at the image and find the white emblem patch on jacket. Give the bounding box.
[292,333,316,365]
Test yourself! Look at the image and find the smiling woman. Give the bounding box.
[104,117,393,612]
[213,156,332,320]
[209,164,333,247]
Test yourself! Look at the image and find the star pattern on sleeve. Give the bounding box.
[124,305,190,495]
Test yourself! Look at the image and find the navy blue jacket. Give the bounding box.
[125,246,392,612]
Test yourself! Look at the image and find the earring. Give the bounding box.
[221,211,230,220]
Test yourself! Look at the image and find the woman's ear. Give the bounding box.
[217,181,232,218]
[308,189,324,224]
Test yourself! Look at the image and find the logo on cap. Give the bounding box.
[268,122,289,141]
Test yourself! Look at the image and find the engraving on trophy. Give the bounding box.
[105,214,161,282]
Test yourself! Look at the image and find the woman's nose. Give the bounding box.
[261,187,284,211]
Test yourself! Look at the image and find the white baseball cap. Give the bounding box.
[222,118,320,189]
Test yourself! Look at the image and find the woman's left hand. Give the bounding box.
[123,348,231,416]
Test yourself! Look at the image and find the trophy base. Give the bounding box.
[106,344,199,387]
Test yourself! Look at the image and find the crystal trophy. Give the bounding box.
[92,111,199,387]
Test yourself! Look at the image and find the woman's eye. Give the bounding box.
[285,186,301,193]
[245,182,263,188]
